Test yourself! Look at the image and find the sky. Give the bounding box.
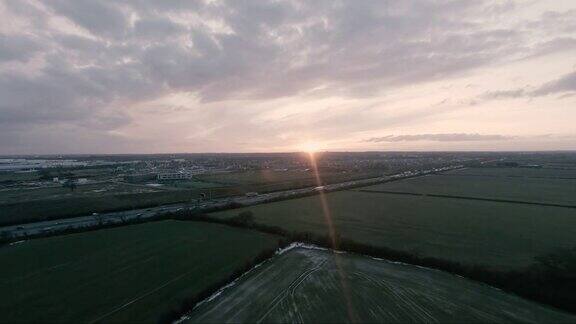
[0,0,575,154]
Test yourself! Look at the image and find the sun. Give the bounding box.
[298,141,322,153]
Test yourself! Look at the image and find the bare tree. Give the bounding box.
[63,180,77,192]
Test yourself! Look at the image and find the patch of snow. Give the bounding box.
[176,243,310,323]
[277,242,327,255]
[9,240,26,246]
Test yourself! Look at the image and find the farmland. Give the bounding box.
[161,180,225,190]
[0,169,379,226]
[0,182,168,205]
[196,169,379,190]
[360,168,576,206]
[448,167,576,178]
[211,169,576,269]
[0,221,281,323]
[0,188,207,226]
[187,247,575,323]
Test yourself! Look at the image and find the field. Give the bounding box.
[360,169,576,206]
[187,247,575,323]
[211,172,576,269]
[0,189,197,226]
[161,180,225,190]
[0,183,246,226]
[449,167,576,178]
[0,171,40,182]
[0,182,168,204]
[0,169,380,226]
[197,169,379,190]
[0,220,281,323]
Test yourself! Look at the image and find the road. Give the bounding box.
[0,165,462,239]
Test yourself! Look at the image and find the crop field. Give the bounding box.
[0,169,379,226]
[0,171,40,182]
[161,180,225,190]
[447,167,576,179]
[211,190,576,269]
[187,247,575,323]
[0,182,167,204]
[197,170,378,188]
[360,171,576,206]
[0,221,281,323]
[0,183,248,226]
[68,167,117,178]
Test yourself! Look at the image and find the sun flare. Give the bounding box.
[298,142,322,153]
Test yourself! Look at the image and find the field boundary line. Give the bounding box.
[88,267,198,324]
[256,259,327,323]
[438,173,576,180]
[355,189,576,209]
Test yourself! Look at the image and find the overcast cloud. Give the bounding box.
[366,134,514,142]
[0,0,575,154]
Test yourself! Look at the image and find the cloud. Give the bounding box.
[480,89,528,99]
[44,0,129,38]
[0,0,575,153]
[0,34,43,62]
[366,133,514,142]
[481,70,576,99]
[532,70,576,96]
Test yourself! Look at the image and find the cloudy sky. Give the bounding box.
[1,0,575,154]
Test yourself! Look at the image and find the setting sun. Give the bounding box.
[298,142,323,153]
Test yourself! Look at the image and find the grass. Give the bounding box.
[0,182,166,204]
[0,171,40,182]
[0,169,379,226]
[187,247,575,323]
[0,185,245,226]
[0,190,195,226]
[448,167,576,178]
[197,170,378,187]
[0,220,281,323]
[360,172,576,206]
[161,180,225,190]
[211,190,576,270]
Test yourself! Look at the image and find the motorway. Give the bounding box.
[0,166,462,238]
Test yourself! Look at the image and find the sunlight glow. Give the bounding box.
[306,150,358,323]
[298,141,323,153]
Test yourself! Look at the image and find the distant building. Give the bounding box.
[53,177,59,183]
[157,172,195,180]
[521,164,543,169]
[125,173,157,182]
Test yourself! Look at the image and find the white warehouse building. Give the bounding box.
[157,172,195,180]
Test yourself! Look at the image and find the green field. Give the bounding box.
[0,221,281,323]
[187,247,575,323]
[0,171,41,182]
[361,172,576,206]
[0,182,167,205]
[211,190,576,269]
[447,167,576,178]
[0,181,276,226]
[0,189,200,226]
[160,180,225,190]
[0,169,380,226]
[197,170,378,188]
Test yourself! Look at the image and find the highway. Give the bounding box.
[0,166,462,239]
